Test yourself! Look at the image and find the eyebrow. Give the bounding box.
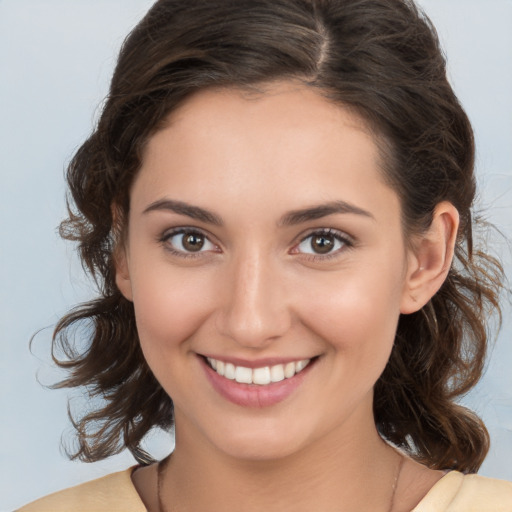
[142,198,374,226]
[278,200,375,226]
[143,199,223,225]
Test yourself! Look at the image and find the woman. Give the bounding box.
[18,0,512,510]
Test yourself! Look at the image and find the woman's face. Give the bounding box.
[117,82,416,461]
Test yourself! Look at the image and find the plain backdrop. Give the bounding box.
[1,1,511,510]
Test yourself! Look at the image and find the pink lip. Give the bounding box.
[199,356,316,408]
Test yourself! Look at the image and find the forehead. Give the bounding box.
[132,82,400,227]
[162,83,379,158]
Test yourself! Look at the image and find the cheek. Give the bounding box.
[297,262,405,360]
[130,266,217,357]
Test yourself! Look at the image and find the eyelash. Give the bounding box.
[292,228,354,262]
[159,228,219,259]
[159,227,354,260]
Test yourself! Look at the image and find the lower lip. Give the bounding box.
[200,357,315,408]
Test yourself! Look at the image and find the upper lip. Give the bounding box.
[199,354,317,369]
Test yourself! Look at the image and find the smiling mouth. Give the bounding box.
[204,356,314,386]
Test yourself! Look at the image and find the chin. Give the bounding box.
[200,413,322,463]
[217,435,306,462]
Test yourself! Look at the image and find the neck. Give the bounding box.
[160,416,400,512]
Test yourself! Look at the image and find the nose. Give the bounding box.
[215,252,292,348]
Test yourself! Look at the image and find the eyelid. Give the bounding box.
[158,225,354,261]
[159,226,221,257]
[290,228,354,259]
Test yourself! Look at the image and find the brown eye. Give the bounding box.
[295,229,351,257]
[164,229,216,255]
[182,233,205,252]
[310,234,335,254]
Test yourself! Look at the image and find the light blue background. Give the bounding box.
[1,1,511,510]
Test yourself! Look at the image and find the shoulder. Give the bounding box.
[413,471,512,512]
[16,467,147,512]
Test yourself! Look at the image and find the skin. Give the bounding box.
[117,82,458,511]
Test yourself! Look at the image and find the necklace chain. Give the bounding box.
[387,453,404,512]
[157,455,170,512]
[157,452,404,512]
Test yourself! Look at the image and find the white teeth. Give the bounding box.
[295,359,308,372]
[225,362,236,380]
[207,357,312,386]
[284,362,296,378]
[270,364,285,383]
[235,366,253,384]
[252,367,272,385]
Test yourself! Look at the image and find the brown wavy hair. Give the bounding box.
[51,0,504,471]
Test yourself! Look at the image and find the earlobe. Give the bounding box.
[400,202,459,314]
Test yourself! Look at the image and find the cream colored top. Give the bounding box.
[17,467,512,511]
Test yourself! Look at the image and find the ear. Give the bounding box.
[400,201,459,314]
[111,203,133,302]
[114,244,133,301]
